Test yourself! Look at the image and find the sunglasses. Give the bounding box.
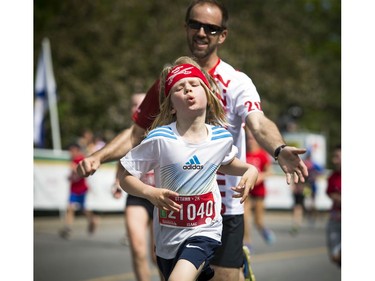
[187,20,224,35]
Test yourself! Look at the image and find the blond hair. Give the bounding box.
[150,56,228,130]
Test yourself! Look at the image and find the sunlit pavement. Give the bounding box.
[34,211,341,281]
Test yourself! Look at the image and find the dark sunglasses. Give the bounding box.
[187,19,224,35]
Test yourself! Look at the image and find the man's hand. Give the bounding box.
[77,155,101,177]
[277,146,308,184]
[76,125,146,178]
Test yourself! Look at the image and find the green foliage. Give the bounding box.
[34,0,340,155]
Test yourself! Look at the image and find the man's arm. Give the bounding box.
[245,111,308,184]
[77,124,146,177]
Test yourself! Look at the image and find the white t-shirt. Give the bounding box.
[120,122,238,259]
[210,59,263,215]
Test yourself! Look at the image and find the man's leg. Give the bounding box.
[126,205,153,281]
[211,215,244,281]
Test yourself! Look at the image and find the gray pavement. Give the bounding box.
[34,211,341,281]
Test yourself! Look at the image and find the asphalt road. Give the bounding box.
[34,211,341,281]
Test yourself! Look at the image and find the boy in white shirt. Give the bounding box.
[119,57,258,281]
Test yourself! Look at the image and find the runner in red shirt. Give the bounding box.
[59,143,98,239]
[326,144,341,268]
[243,127,275,251]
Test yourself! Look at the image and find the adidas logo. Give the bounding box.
[183,155,204,170]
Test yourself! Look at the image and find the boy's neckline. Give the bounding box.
[172,122,210,145]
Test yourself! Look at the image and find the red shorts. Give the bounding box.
[249,184,265,198]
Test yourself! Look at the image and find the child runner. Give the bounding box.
[59,143,98,239]
[118,56,258,281]
[326,144,341,268]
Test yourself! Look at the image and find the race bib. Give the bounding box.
[159,192,216,228]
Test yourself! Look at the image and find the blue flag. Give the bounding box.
[33,38,61,150]
[33,50,48,148]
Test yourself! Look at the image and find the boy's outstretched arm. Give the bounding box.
[218,158,258,203]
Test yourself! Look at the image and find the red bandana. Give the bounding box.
[164,64,210,96]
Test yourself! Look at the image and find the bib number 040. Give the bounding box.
[159,193,216,228]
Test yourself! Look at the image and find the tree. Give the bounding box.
[34,0,340,161]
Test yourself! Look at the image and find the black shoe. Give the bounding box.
[198,265,214,281]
